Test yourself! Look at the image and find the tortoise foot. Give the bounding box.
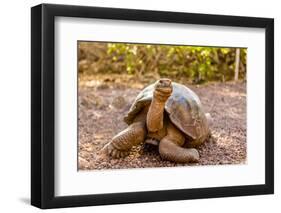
[106,143,130,158]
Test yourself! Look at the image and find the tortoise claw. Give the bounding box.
[105,144,129,158]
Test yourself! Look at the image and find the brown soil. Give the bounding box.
[78,76,246,170]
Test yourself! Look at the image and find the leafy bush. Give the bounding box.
[79,42,247,83]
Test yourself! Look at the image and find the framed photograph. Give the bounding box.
[31,3,274,209]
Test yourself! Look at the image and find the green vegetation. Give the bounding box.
[79,42,247,84]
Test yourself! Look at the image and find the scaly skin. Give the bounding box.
[159,122,199,163]
[146,79,173,132]
[101,108,147,158]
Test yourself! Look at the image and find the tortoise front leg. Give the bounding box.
[159,122,199,163]
[104,121,147,158]
[101,109,147,159]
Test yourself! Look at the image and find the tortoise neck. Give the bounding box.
[146,96,167,133]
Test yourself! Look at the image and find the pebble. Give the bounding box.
[111,96,127,109]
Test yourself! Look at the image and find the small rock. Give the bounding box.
[97,83,109,90]
[92,96,107,109]
[111,96,126,109]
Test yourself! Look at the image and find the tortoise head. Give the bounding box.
[154,78,173,101]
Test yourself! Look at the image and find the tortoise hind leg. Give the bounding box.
[159,122,199,163]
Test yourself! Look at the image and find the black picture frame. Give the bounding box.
[31,3,274,209]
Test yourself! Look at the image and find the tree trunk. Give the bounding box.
[234,48,240,81]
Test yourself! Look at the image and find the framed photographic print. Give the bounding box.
[31,3,274,209]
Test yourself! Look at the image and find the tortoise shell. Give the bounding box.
[124,82,210,145]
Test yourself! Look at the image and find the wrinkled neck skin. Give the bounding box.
[146,93,167,133]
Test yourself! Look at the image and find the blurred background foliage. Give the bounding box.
[78,42,247,84]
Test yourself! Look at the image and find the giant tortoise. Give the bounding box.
[101,78,211,163]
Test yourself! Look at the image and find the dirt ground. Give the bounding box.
[78,76,246,170]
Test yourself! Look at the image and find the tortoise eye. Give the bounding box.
[159,79,171,86]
